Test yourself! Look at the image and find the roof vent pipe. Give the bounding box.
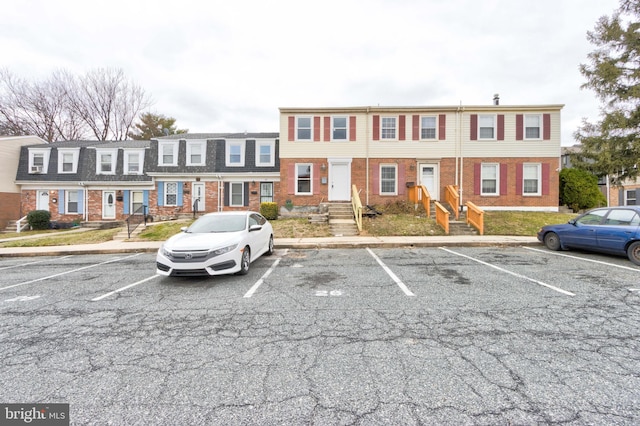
[493,94,499,105]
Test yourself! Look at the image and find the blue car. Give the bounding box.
[537,207,640,265]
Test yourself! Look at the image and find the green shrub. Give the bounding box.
[260,202,278,220]
[559,168,607,212]
[27,210,51,230]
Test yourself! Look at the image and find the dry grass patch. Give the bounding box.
[0,228,121,247]
[484,211,578,236]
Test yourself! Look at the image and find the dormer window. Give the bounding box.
[158,141,178,166]
[58,148,80,174]
[124,149,145,175]
[29,148,51,174]
[96,149,117,175]
[225,140,245,167]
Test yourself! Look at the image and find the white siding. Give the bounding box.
[0,136,48,193]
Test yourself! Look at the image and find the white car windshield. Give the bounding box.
[187,215,247,233]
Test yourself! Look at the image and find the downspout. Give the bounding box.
[217,174,223,211]
[79,182,87,221]
[366,107,371,206]
[457,104,465,209]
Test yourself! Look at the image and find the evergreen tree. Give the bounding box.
[128,112,188,140]
[573,0,640,184]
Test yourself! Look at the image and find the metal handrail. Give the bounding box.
[126,205,148,239]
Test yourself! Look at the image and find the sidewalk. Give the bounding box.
[0,234,540,257]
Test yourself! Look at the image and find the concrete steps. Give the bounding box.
[327,203,359,236]
[430,201,478,236]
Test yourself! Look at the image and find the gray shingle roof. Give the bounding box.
[156,132,279,140]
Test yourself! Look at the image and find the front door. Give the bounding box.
[329,160,351,201]
[192,183,205,212]
[419,164,439,200]
[102,191,116,219]
[36,190,50,211]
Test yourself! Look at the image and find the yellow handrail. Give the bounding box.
[444,185,460,220]
[434,201,450,234]
[465,201,484,235]
[408,185,431,217]
[351,184,363,232]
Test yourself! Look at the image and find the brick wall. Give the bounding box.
[0,192,21,229]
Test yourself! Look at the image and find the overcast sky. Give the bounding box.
[1,0,621,145]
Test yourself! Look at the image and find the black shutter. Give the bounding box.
[619,188,624,206]
[224,182,229,206]
[244,182,250,206]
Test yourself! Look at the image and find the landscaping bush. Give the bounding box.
[27,210,51,230]
[260,202,278,220]
[559,168,607,212]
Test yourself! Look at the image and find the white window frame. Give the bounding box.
[186,141,206,166]
[225,140,245,167]
[420,116,437,140]
[29,148,50,174]
[380,164,398,195]
[230,182,244,207]
[625,190,637,206]
[481,163,500,196]
[296,116,313,141]
[96,149,117,175]
[66,190,79,214]
[158,141,178,166]
[124,149,145,175]
[524,114,542,140]
[478,115,496,140]
[256,140,275,167]
[332,116,348,141]
[295,163,313,195]
[522,163,541,196]
[380,117,397,140]
[58,148,79,174]
[164,182,178,206]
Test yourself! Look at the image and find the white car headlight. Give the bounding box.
[161,245,174,259]
[210,244,237,257]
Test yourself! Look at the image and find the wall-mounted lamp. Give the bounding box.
[409,165,415,171]
[320,163,327,171]
[52,198,57,204]
[252,181,256,187]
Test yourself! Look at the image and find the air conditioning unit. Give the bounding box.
[31,165,43,173]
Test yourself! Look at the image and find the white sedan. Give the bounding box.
[156,211,274,277]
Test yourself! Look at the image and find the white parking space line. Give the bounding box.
[440,247,575,297]
[0,255,74,270]
[244,256,283,298]
[91,274,159,301]
[524,246,640,272]
[0,253,143,292]
[366,248,416,297]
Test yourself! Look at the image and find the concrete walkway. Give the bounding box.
[0,234,540,257]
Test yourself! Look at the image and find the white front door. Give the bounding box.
[419,164,439,200]
[37,191,50,211]
[102,191,116,219]
[329,160,351,201]
[192,183,205,212]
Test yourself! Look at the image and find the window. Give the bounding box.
[159,142,177,166]
[296,164,312,195]
[29,148,50,173]
[58,149,79,173]
[97,149,117,174]
[226,140,245,167]
[66,190,79,214]
[605,209,640,226]
[577,209,607,225]
[187,141,205,166]
[124,151,142,174]
[297,117,312,140]
[332,116,348,140]
[165,182,178,206]
[481,164,499,195]
[525,115,542,139]
[626,190,637,206]
[131,191,144,214]
[381,117,397,139]
[380,165,397,195]
[260,182,274,203]
[479,115,495,139]
[256,141,275,167]
[230,182,244,206]
[523,163,541,195]
[421,116,437,139]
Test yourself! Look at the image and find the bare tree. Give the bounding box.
[0,67,152,141]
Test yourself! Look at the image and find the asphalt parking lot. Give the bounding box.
[1,246,640,425]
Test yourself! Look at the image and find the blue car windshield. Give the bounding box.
[187,215,247,233]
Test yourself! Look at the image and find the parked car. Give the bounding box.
[537,207,640,265]
[156,211,274,277]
